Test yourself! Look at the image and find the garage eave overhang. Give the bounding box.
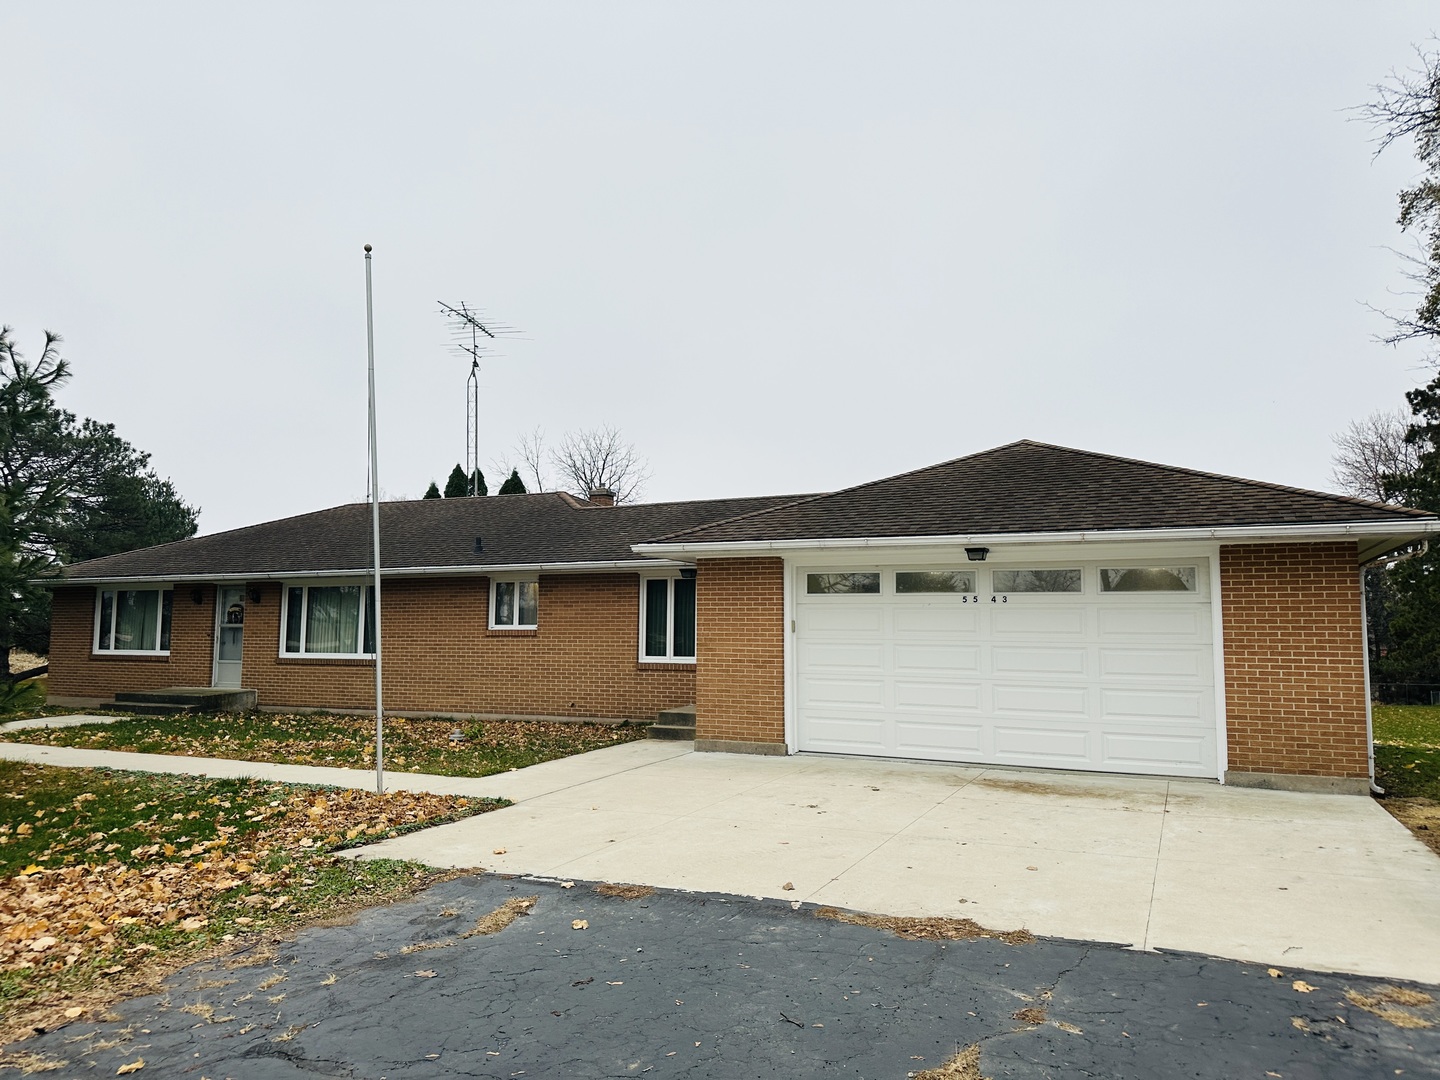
[41,558,687,588]
[633,520,1440,563]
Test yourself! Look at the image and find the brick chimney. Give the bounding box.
[588,487,616,506]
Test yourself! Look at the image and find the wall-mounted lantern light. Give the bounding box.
[965,547,990,562]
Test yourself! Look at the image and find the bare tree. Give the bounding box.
[550,425,650,503]
[1331,408,1418,502]
[516,427,549,492]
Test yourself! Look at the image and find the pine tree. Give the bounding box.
[472,468,488,496]
[443,464,469,498]
[498,468,527,495]
[423,481,441,499]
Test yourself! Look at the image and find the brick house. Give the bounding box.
[47,441,1439,793]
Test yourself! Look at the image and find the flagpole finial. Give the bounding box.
[364,243,372,253]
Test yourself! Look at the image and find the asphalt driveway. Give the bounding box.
[356,741,1440,983]
[20,874,1439,1079]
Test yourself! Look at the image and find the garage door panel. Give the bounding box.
[804,715,888,753]
[1102,732,1208,770]
[893,607,980,635]
[992,645,1087,676]
[894,644,980,673]
[803,678,885,707]
[1101,688,1204,721]
[800,642,884,672]
[1098,607,1205,639]
[992,606,1086,636]
[993,684,1088,717]
[802,606,884,633]
[1099,647,1204,679]
[796,561,1216,779]
[993,726,1091,762]
[894,680,982,711]
[895,719,983,754]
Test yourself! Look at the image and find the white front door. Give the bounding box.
[213,587,245,688]
[795,560,1217,778]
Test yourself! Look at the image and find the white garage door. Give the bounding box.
[795,561,1217,777]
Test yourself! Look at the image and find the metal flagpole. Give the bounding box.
[364,244,384,794]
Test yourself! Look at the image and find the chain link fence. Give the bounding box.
[1371,682,1440,705]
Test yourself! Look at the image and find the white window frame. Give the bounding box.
[489,576,539,630]
[93,586,174,656]
[279,580,375,659]
[639,574,696,663]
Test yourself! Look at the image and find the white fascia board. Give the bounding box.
[631,520,1440,559]
[50,559,685,588]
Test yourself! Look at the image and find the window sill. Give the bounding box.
[90,652,170,662]
[637,659,696,671]
[277,655,374,666]
[487,627,539,637]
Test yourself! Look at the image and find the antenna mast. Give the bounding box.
[437,301,518,495]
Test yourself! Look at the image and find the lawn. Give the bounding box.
[1372,704,1440,855]
[0,761,501,1046]
[0,711,647,778]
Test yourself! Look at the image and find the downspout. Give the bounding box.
[1359,539,1428,796]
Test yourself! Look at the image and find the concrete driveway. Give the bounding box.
[358,741,1440,983]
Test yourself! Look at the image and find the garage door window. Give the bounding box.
[992,569,1082,593]
[807,572,880,595]
[895,570,976,593]
[1100,567,1196,592]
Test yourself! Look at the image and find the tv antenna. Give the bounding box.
[437,301,520,496]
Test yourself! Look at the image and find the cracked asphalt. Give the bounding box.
[20,875,1440,1078]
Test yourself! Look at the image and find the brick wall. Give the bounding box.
[695,556,785,745]
[1220,542,1369,779]
[49,574,694,720]
[49,585,216,695]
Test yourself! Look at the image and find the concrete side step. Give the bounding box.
[113,687,258,711]
[110,702,202,717]
[649,704,696,741]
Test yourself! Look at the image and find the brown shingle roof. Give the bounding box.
[642,441,1435,546]
[57,492,811,582]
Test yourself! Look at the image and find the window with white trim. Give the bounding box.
[281,583,375,657]
[95,588,173,654]
[640,576,696,662]
[490,578,538,629]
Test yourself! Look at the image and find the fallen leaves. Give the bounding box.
[571,919,589,930]
[409,969,438,979]
[116,1059,144,1074]
[0,764,494,1023]
[1292,980,1316,994]
[816,906,1034,946]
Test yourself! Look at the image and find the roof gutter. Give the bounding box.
[42,558,687,588]
[632,520,1440,559]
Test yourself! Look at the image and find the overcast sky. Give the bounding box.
[3,3,1438,536]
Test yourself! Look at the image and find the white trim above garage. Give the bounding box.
[786,544,1221,779]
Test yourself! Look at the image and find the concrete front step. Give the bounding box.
[648,704,696,741]
[111,687,258,714]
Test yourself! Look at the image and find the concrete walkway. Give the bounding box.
[2,733,1438,983]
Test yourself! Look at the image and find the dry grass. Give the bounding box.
[1011,1006,1046,1025]
[594,883,655,900]
[1346,987,1436,1028]
[460,896,537,937]
[815,907,1034,946]
[0,1050,70,1073]
[912,1044,987,1080]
